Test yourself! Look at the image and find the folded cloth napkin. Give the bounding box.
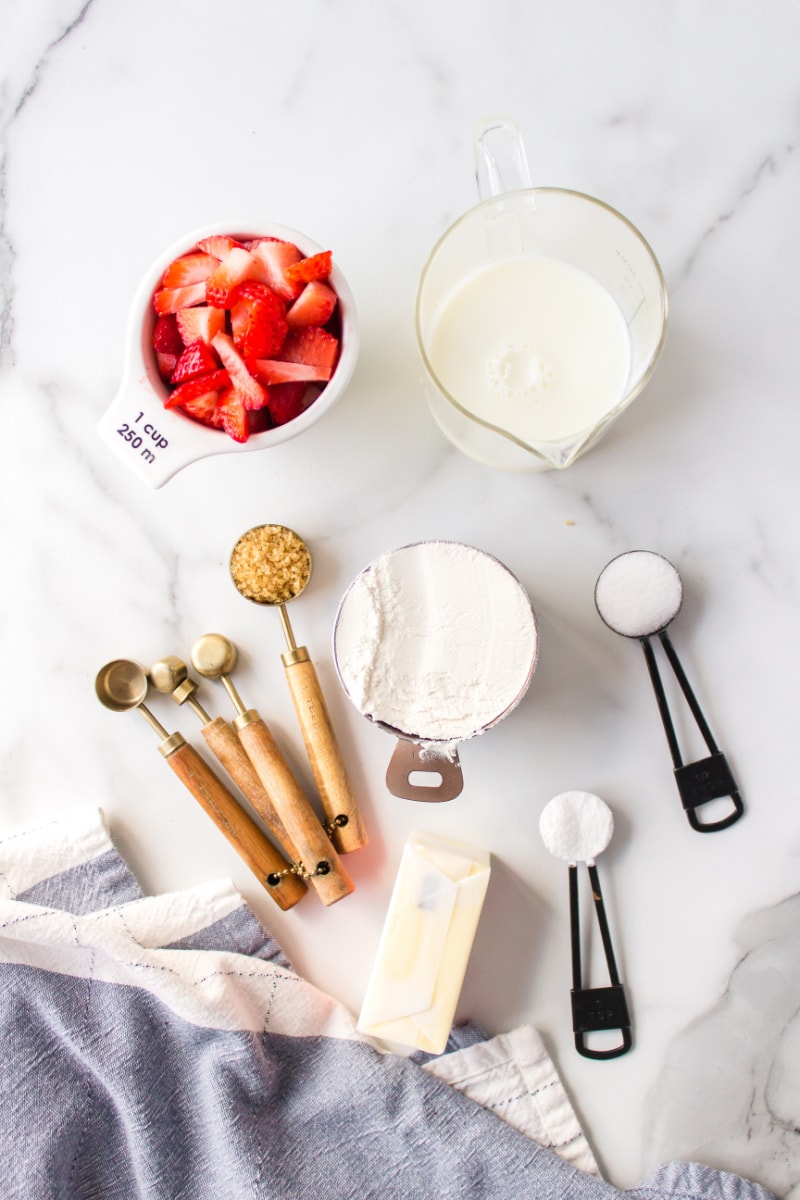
[0,809,776,1200]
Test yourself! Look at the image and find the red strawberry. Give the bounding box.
[229,281,288,358]
[249,239,303,301]
[205,247,258,307]
[281,326,339,379]
[181,387,223,427]
[268,382,309,426]
[247,357,325,384]
[211,332,268,410]
[156,352,179,380]
[286,281,337,328]
[196,235,246,259]
[164,368,230,410]
[152,313,184,355]
[170,339,220,384]
[153,282,207,315]
[284,250,333,284]
[176,305,226,346]
[162,252,218,288]
[217,386,250,442]
[247,406,273,433]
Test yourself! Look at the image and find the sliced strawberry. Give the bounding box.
[175,305,226,346]
[229,281,288,358]
[281,326,339,379]
[205,247,259,307]
[196,235,246,259]
[284,250,333,284]
[286,281,338,328]
[153,282,207,315]
[164,368,230,410]
[217,386,250,442]
[268,382,309,426]
[249,239,303,301]
[156,351,179,380]
[211,332,268,410]
[152,313,184,355]
[162,252,218,289]
[247,357,325,385]
[170,339,220,384]
[181,387,223,427]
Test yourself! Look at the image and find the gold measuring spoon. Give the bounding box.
[149,655,307,901]
[229,524,367,855]
[191,634,354,906]
[95,659,304,911]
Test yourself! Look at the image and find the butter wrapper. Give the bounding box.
[357,830,491,1054]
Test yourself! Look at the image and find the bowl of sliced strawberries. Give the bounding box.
[99,221,358,487]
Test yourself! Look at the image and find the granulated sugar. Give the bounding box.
[594,550,683,638]
[333,541,537,742]
[539,791,614,864]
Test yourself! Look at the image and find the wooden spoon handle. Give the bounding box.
[236,714,354,906]
[201,716,302,864]
[283,654,367,854]
[164,740,306,911]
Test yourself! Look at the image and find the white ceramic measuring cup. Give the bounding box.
[98,220,359,488]
[332,540,538,801]
[415,118,668,471]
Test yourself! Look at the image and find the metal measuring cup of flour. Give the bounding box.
[415,117,668,471]
[97,220,359,488]
[332,540,538,802]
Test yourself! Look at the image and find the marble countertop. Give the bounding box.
[2,1,799,1193]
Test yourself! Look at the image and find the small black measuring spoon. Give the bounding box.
[594,550,743,833]
[540,790,631,1060]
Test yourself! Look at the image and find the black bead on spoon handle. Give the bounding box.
[594,550,744,833]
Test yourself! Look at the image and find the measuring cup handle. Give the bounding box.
[385,740,464,803]
[474,116,532,201]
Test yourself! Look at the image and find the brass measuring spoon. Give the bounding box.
[95,659,305,910]
[191,634,354,906]
[229,524,366,855]
[149,654,307,900]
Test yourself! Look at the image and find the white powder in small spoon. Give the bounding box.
[540,791,614,864]
[594,550,683,638]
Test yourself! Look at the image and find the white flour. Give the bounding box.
[594,550,683,638]
[539,791,614,864]
[333,541,537,742]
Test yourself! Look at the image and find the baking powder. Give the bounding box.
[539,791,614,864]
[333,541,537,742]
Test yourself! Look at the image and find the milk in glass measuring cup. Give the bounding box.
[415,119,668,470]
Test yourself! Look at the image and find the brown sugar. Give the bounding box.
[230,524,311,605]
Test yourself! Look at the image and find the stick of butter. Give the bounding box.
[357,830,491,1054]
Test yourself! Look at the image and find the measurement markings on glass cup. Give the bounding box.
[116,412,170,464]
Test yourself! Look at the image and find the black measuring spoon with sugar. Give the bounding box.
[594,550,744,833]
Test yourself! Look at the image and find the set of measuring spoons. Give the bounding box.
[95,524,367,909]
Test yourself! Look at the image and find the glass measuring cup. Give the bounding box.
[415,119,668,470]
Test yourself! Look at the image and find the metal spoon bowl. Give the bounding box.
[95,659,149,712]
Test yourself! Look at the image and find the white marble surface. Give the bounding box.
[2,1,799,1192]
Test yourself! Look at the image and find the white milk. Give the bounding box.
[427,257,631,444]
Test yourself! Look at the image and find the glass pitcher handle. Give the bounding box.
[474,117,532,201]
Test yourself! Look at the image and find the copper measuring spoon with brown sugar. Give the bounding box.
[229,524,367,856]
